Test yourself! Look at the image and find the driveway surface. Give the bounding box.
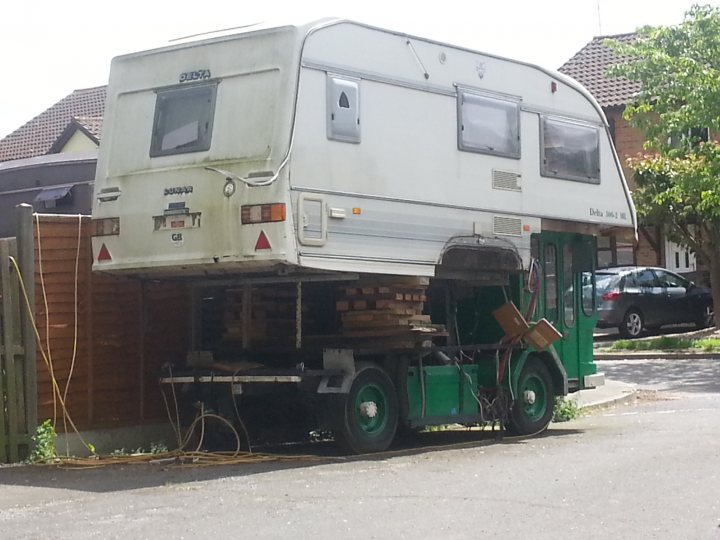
[1,356,718,539]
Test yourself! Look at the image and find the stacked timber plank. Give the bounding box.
[336,276,445,347]
[223,284,298,348]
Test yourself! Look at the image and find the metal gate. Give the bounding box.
[0,205,37,462]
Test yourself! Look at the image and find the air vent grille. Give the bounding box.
[493,215,523,237]
[492,170,521,191]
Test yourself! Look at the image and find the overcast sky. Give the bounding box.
[0,0,710,138]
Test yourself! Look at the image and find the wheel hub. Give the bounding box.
[523,390,536,405]
[359,401,378,418]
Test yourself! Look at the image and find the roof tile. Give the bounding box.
[0,86,106,162]
[559,33,640,108]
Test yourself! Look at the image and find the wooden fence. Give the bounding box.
[0,205,36,462]
[34,215,191,432]
[0,208,190,462]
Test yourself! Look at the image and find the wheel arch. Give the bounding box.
[511,348,568,397]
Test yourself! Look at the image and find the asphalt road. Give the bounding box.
[1,357,719,539]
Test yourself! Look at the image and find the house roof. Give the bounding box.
[48,116,103,154]
[559,33,640,108]
[0,86,106,163]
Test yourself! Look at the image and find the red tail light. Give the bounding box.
[601,290,621,301]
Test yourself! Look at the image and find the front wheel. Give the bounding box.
[619,308,644,338]
[331,365,399,454]
[506,357,554,435]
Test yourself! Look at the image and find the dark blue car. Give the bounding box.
[595,266,714,338]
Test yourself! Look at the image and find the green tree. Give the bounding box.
[608,4,720,327]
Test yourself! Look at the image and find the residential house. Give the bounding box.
[559,34,698,278]
[0,86,106,237]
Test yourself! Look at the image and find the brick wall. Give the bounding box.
[636,226,663,267]
[606,106,648,192]
[607,106,664,266]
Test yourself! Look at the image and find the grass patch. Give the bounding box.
[611,336,720,351]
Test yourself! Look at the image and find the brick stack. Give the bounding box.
[336,276,445,347]
[223,284,298,348]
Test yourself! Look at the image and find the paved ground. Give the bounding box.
[1,355,718,539]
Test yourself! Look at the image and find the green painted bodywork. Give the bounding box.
[407,365,479,422]
[404,231,599,425]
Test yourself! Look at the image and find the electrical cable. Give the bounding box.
[9,255,94,454]
[34,214,58,426]
[229,377,253,453]
[60,215,83,456]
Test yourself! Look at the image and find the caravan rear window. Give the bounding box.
[457,90,520,158]
[150,83,218,157]
[540,117,600,183]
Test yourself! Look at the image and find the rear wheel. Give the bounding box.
[506,357,554,435]
[619,308,644,338]
[331,365,399,454]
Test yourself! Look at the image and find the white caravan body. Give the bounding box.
[92,19,636,277]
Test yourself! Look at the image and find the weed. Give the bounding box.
[28,419,57,463]
[552,397,579,423]
[150,442,169,454]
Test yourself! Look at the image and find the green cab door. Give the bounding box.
[534,232,598,390]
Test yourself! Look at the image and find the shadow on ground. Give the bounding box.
[0,427,583,494]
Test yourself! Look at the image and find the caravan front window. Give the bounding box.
[150,83,217,157]
[540,117,600,183]
[457,90,520,158]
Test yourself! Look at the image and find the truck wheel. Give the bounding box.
[331,365,399,454]
[619,308,644,338]
[506,357,554,436]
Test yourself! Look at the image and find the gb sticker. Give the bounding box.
[171,232,184,247]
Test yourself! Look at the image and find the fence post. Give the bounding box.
[17,204,37,437]
[0,240,20,462]
[0,242,8,462]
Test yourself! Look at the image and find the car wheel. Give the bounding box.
[619,308,644,338]
[695,304,714,329]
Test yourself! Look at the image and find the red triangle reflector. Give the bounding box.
[97,243,112,262]
[255,231,271,251]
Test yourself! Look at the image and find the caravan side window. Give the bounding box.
[150,83,217,157]
[327,75,360,143]
[540,116,600,183]
[456,89,520,158]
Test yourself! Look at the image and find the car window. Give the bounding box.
[624,269,659,288]
[596,273,621,293]
[655,270,688,288]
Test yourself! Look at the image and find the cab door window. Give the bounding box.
[544,244,558,322]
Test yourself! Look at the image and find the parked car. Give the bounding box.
[595,266,714,338]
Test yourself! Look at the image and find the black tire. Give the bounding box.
[695,303,714,329]
[506,357,555,436]
[331,365,399,454]
[619,308,644,339]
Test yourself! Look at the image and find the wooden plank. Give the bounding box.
[0,240,20,462]
[21,204,43,441]
[0,250,9,462]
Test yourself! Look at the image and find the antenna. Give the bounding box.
[597,0,603,35]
